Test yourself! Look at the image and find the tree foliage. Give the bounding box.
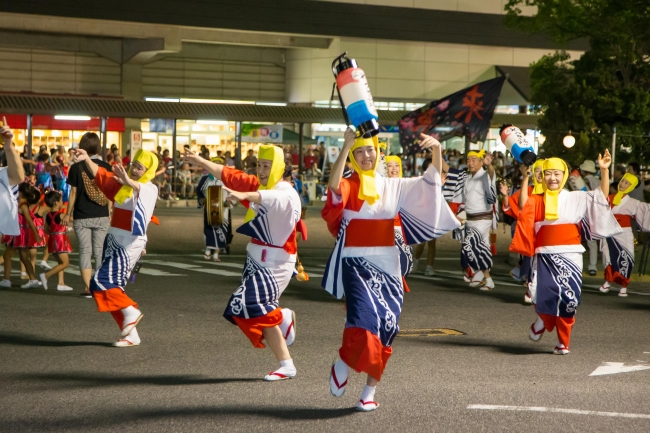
[505,0,650,167]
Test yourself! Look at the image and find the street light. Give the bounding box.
[563,132,576,148]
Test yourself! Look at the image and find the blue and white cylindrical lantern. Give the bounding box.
[499,124,537,166]
[332,52,379,138]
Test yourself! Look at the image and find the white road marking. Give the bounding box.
[138,268,186,277]
[589,362,650,376]
[467,404,650,419]
[196,260,323,277]
[408,274,523,288]
[194,261,242,269]
[143,260,240,277]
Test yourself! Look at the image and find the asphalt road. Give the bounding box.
[1,205,649,432]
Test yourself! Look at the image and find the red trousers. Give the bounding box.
[339,327,392,382]
[539,313,575,348]
[232,308,283,349]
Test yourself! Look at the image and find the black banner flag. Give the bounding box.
[398,76,506,155]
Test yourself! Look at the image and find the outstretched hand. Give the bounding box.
[598,149,612,170]
[342,128,357,151]
[0,116,14,145]
[112,164,130,185]
[182,149,203,165]
[72,148,89,162]
[483,152,494,166]
[222,186,245,202]
[417,133,441,150]
[499,181,510,196]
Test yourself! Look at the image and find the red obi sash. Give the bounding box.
[535,224,581,249]
[111,207,132,232]
[614,214,632,228]
[345,219,395,247]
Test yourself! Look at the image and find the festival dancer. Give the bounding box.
[511,152,621,355]
[73,148,159,348]
[322,130,459,411]
[38,190,73,291]
[196,160,231,261]
[599,173,650,297]
[446,150,497,290]
[0,120,25,288]
[385,155,413,291]
[184,146,302,381]
[500,159,545,302]
[4,183,45,289]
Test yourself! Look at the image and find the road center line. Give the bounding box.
[467,404,650,419]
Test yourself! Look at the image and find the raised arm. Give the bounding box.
[223,187,261,205]
[112,164,141,193]
[483,152,495,180]
[518,165,530,209]
[418,133,442,174]
[328,128,356,196]
[598,149,611,196]
[72,148,99,177]
[1,118,25,185]
[183,150,224,181]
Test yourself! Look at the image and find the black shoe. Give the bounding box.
[80,291,92,298]
[588,270,597,276]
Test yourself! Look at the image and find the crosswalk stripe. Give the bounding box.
[143,260,240,277]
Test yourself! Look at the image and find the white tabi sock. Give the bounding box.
[270,358,296,377]
[484,277,495,289]
[280,358,294,369]
[123,327,140,344]
[360,385,376,403]
[533,317,544,333]
[205,248,212,255]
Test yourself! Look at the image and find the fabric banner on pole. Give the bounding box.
[398,76,506,155]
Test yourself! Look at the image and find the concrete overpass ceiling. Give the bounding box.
[0,1,588,51]
[0,12,334,53]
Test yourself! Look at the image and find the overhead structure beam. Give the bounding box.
[0,94,540,128]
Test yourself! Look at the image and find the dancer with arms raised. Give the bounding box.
[322,129,459,411]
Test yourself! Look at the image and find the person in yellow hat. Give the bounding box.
[322,128,459,412]
[183,145,303,382]
[512,150,621,355]
[599,172,650,297]
[499,158,545,302]
[72,147,160,348]
[445,148,498,290]
[384,155,414,290]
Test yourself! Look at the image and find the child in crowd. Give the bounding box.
[38,190,73,291]
[1,183,44,288]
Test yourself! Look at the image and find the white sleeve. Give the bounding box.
[396,165,461,245]
[132,183,158,237]
[627,198,650,232]
[584,188,623,239]
[238,188,300,247]
[483,169,497,205]
[0,168,19,236]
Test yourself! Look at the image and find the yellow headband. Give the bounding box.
[244,144,285,222]
[385,155,403,178]
[532,159,545,194]
[541,157,568,220]
[349,136,381,205]
[467,149,486,159]
[613,173,639,206]
[114,149,158,205]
